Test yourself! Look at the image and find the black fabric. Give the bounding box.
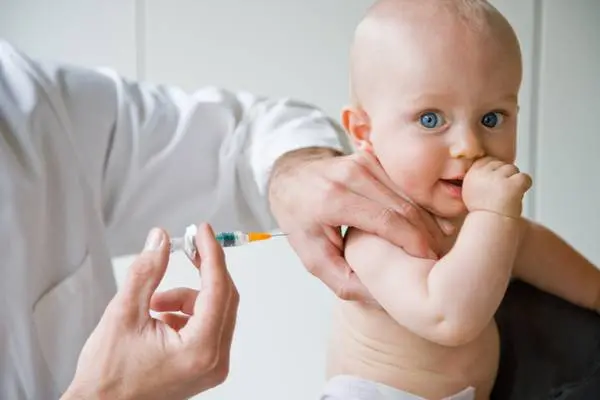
[492,280,600,400]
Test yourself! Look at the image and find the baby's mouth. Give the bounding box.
[441,179,463,188]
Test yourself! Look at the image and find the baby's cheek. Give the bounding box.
[487,131,517,163]
[371,136,431,192]
[381,153,436,196]
[390,169,422,194]
[377,155,419,191]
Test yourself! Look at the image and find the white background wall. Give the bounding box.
[1,1,598,399]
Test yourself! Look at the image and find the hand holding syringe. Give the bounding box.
[170,224,287,260]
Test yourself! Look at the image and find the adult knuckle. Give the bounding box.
[315,181,341,213]
[401,202,418,222]
[375,207,402,237]
[323,179,344,200]
[336,165,353,185]
[338,159,363,183]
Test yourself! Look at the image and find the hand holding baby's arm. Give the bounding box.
[346,157,532,346]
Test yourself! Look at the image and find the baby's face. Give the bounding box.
[346,24,522,219]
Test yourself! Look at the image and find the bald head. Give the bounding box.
[349,0,522,109]
[361,0,499,28]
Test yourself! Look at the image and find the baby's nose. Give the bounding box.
[449,129,485,159]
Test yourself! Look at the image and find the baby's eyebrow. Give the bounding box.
[500,94,518,103]
[400,92,520,110]
[479,93,519,109]
[404,93,454,106]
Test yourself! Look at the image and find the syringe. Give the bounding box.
[169,224,287,260]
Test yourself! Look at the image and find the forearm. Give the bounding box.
[514,220,600,312]
[424,212,522,340]
[346,212,522,346]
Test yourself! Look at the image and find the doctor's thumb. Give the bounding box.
[119,228,170,322]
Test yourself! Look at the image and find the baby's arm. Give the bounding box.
[345,157,532,347]
[513,220,600,312]
[346,212,521,347]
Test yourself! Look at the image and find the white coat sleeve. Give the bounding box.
[0,42,350,256]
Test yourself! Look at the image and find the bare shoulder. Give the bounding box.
[344,227,433,280]
[344,227,400,264]
[344,226,380,250]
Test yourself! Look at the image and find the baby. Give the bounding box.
[320,1,600,399]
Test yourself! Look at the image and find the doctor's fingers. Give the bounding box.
[329,153,445,257]
[201,284,239,388]
[118,228,171,325]
[151,287,199,315]
[180,224,239,345]
[322,188,438,260]
[354,151,455,239]
[171,288,238,391]
[342,151,454,249]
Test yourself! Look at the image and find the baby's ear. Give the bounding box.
[341,106,372,151]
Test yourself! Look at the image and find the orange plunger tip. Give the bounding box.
[247,232,272,242]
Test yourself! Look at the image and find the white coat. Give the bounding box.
[0,40,346,399]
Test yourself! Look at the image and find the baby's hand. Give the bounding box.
[463,157,532,218]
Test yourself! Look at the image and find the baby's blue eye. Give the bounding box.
[481,112,504,128]
[419,112,444,129]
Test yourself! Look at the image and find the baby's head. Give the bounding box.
[342,0,522,219]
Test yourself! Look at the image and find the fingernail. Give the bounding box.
[144,228,163,251]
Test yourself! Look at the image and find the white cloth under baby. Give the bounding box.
[320,375,476,400]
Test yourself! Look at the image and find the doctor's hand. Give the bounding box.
[268,147,453,302]
[62,224,239,400]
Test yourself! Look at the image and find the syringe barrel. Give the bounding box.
[169,227,254,262]
[215,231,248,247]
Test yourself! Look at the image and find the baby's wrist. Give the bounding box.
[468,207,521,220]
